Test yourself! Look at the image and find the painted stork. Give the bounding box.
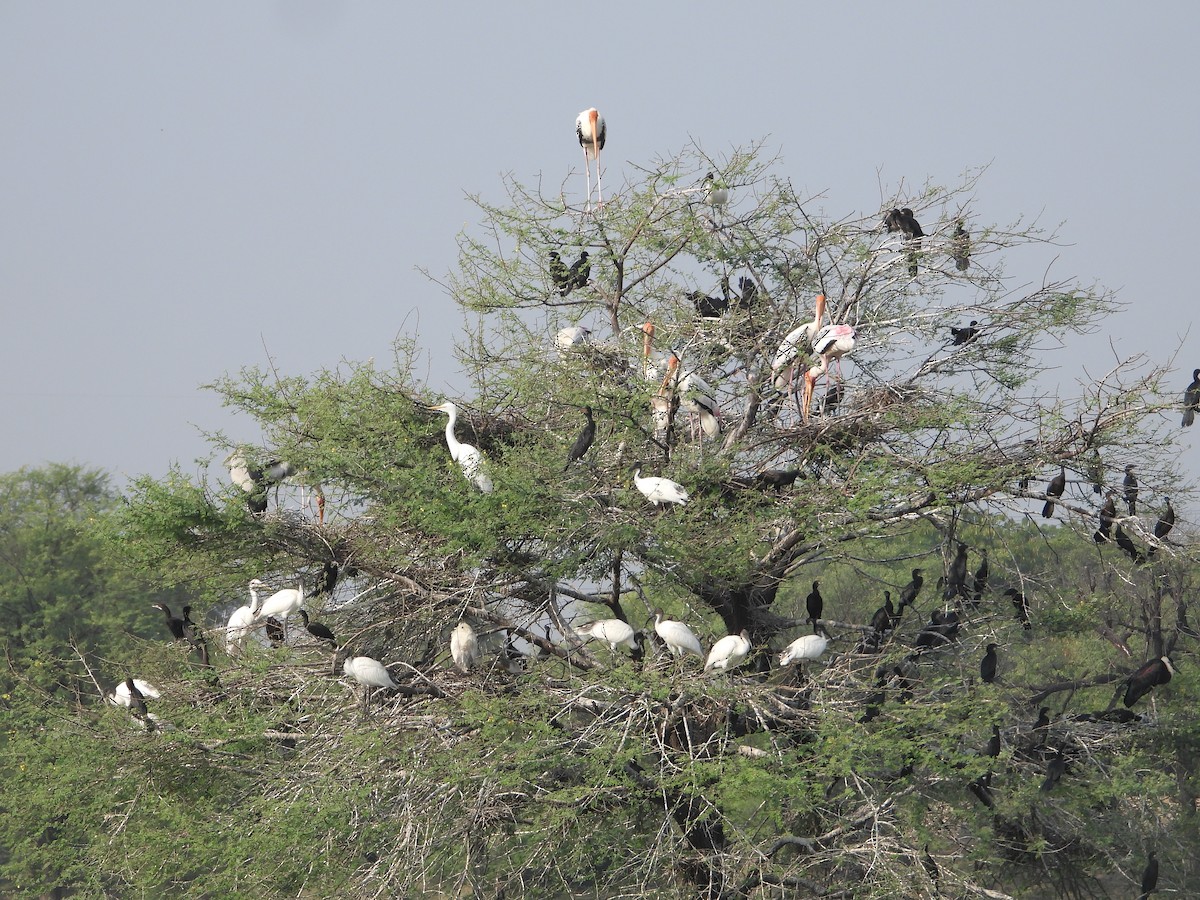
[575,107,606,211]
[801,316,856,424]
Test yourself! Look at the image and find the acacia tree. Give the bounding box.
[79,142,1199,897]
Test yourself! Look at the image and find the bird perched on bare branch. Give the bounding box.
[1123,464,1138,515]
[1042,468,1066,518]
[951,219,970,271]
[884,207,924,276]
[1182,369,1200,426]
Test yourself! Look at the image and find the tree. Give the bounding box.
[28,144,1200,896]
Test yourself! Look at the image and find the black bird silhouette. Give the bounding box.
[265,617,285,648]
[568,251,591,291]
[1114,524,1146,565]
[921,845,940,887]
[564,406,596,470]
[1183,369,1200,427]
[946,542,969,600]
[950,321,979,345]
[883,207,924,275]
[151,602,187,640]
[980,643,998,683]
[123,677,149,721]
[690,290,727,319]
[1150,497,1175,558]
[985,724,1001,758]
[549,251,572,296]
[1005,588,1032,629]
[737,276,758,309]
[823,382,845,415]
[951,219,970,271]
[1124,656,1175,707]
[316,560,339,597]
[299,610,337,648]
[1041,748,1068,792]
[1033,706,1051,731]
[898,569,924,609]
[1123,465,1139,515]
[870,592,896,633]
[971,549,989,602]
[967,774,995,808]
[805,581,823,624]
[1139,850,1158,899]
[1087,448,1104,494]
[1094,491,1117,543]
[753,468,802,492]
[1042,468,1066,518]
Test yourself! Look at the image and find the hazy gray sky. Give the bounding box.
[3,4,1197,499]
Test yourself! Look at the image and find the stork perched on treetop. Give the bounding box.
[575,107,606,212]
[801,308,856,424]
[773,294,827,397]
[662,352,720,442]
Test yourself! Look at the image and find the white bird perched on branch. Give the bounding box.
[450,621,480,673]
[225,604,257,656]
[773,294,827,395]
[653,611,704,659]
[342,655,398,712]
[705,630,751,673]
[779,623,830,667]
[251,580,305,644]
[555,325,592,359]
[577,618,638,653]
[633,468,689,506]
[428,401,494,494]
[575,107,606,211]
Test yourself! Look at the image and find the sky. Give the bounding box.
[2,3,1198,505]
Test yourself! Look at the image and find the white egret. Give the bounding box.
[225,604,257,656]
[450,621,480,673]
[252,580,305,642]
[704,630,752,673]
[428,401,494,494]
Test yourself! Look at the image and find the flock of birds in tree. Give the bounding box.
[110,109,1182,892]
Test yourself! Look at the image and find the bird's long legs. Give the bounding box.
[582,148,593,212]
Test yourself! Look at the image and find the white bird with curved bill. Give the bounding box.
[633,468,689,506]
[429,401,494,494]
[653,611,704,659]
[555,325,592,359]
[450,621,480,673]
[577,618,638,652]
[779,623,830,667]
[705,630,752,673]
[575,107,606,211]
